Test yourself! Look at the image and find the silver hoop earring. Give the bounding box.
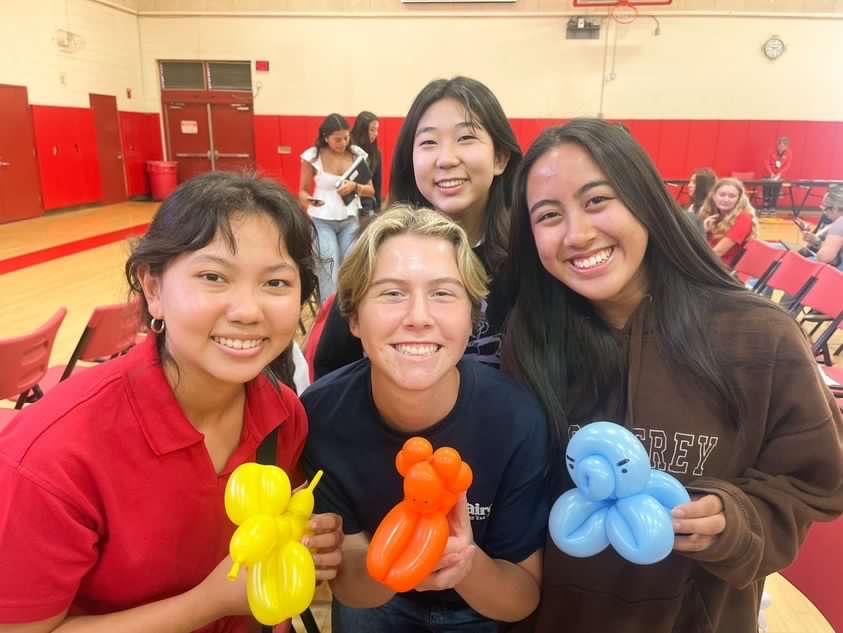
[150,317,165,334]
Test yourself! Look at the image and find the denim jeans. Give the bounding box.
[312,216,359,303]
[331,593,500,633]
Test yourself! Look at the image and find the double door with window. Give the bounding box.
[165,98,255,183]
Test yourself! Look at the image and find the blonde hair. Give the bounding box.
[337,205,489,320]
[699,177,759,242]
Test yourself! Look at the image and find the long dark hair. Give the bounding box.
[313,113,351,155]
[351,110,380,173]
[126,171,318,391]
[690,167,716,213]
[506,119,777,457]
[390,76,522,273]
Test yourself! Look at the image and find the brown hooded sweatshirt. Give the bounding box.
[506,298,843,633]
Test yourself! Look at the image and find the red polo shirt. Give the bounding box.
[766,147,792,178]
[0,335,307,631]
[708,211,754,267]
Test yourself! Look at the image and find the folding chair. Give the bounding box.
[0,308,67,430]
[781,518,843,633]
[798,266,843,366]
[732,240,787,291]
[39,301,141,392]
[760,251,826,314]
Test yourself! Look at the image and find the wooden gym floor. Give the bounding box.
[0,201,840,633]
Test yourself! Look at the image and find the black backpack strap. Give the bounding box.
[253,428,320,633]
[256,427,278,466]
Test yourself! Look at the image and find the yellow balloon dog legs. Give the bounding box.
[224,465,325,625]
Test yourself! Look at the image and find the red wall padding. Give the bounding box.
[119,111,163,197]
[31,108,843,211]
[30,106,162,210]
[255,115,843,202]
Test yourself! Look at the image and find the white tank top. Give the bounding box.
[300,145,367,221]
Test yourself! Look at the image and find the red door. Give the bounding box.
[90,93,127,204]
[165,102,211,183]
[211,102,255,173]
[0,84,43,223]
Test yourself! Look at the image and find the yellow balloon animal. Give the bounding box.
[224,463,324,626]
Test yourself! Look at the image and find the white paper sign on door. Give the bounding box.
[181,120,198,134]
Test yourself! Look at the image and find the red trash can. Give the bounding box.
[146,161,179,201]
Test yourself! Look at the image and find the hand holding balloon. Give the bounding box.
[672,494,726,553]
[224,464,325,625]
[415,493,478,592]
[548,422,690,565]
[367,437,473,593]
[304,512,345,581]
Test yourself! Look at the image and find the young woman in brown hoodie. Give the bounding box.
[503,119,843,633]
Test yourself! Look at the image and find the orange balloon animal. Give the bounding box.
[366,437,473,593]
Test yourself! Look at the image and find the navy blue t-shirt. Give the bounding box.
[300,358,549,607]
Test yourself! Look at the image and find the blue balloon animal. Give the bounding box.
[549,421,690,565]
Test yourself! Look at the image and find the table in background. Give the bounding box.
[664,179,843,217]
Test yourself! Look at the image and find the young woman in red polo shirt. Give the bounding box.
[0,172,343,633]
[700,177,759,267]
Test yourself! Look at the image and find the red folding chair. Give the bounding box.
[797,266,843,365]
[39,301,141,392]
[781,518,843,633]
[762,251,826,314]
[0,308,67,431]
[732,240,787,291]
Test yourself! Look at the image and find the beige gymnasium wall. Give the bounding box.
[0,0,840,120]
[0,0,144,110]
[138,9,843,120]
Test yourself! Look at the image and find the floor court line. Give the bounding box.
[0,224,149,275]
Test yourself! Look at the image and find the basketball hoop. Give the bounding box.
[610,0,639,23]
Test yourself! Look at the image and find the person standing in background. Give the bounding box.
[761,136,792,213]
[350,111,382,218]
[299,113,375,303]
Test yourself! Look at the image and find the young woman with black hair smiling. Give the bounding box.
[503,119,843,633]
[0,173,343,633]
[313,76,522,378]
